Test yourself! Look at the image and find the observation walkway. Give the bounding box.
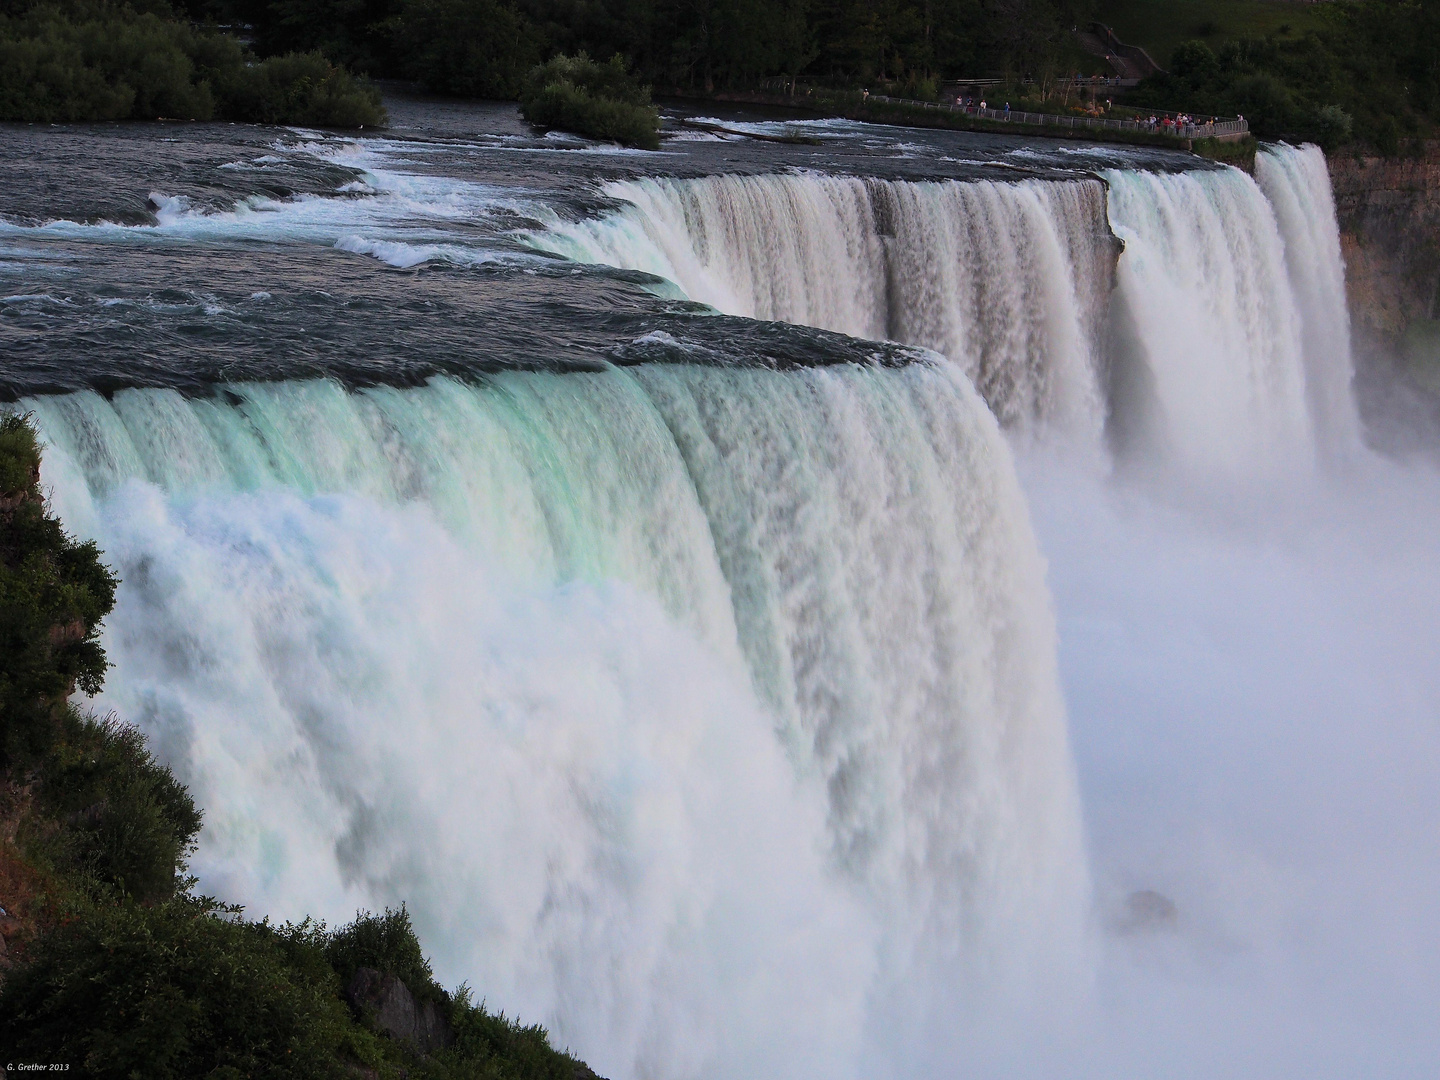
[864,95,1250,142]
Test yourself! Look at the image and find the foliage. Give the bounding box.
[30,710,203,903]
[520,53,660,148]
[191,0,1103,92]
[1098,0,1333,71]
[222,50,388,127]
[0,898,385,1078]
[1128,2,1440,151]
[1190,133,1256,170]
[393,0,540,98]
[0,1,385,126]
[0,414,116,763]
[429,987,582,1080]
[325,904,441,1003]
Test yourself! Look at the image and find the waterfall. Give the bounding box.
[534,146,1359,477]
[532,175,1114,440]
[1254,143,1362,456]
[25,358,1087,1079]
[1103,165,1316,478]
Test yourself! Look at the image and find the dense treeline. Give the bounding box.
[193,0,1101,98]
[1128,1,1440,150]
[8,0,1437,153]
[0,414,595,1078]
[0,0,385,124]
[171,0,1436,152]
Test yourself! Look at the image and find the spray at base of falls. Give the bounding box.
[27,358,1087,1080]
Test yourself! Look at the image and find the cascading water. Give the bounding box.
[11,117,1424,1076]
[26,358,1087,1079]
[535,146,1360,479]
[533,175,1114,440]
[1102,165,1316,478]
[1253,143,1363,456]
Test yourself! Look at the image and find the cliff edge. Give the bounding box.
[1330,145,1440,448]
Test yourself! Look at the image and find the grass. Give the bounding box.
[1099,0,1336,70]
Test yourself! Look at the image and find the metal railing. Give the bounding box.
[865,95,1248,139]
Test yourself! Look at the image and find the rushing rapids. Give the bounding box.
[5,113,1435,1076]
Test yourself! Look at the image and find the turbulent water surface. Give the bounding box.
[3,98,1437,1077]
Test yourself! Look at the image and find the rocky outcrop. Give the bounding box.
[1330,145,1440,340]
[1330,144,1440,447]
[345,967,456,1055]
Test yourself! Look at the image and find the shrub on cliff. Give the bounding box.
[326,904,442,1003]
[520,54,660,149]
[31,711,202,904]
[0,414,116,763]
[0,898,385,1078]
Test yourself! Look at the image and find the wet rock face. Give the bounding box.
[1331,146,1440,341]
[1330,145,1440,449]
[345,967,456,1054]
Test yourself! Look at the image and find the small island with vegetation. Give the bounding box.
[520,54,660,150]
[0,414,605,1079]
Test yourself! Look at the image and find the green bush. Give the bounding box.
[0,4,212,121]
[33,711,202,903]
[0,897,386,1079]
[218,50,387,127]
[326,905,442,1003]
[432,987,581,1080]
[0,414,117,763]
[520,53,659,149]
[1314,103,1353,149]
[0,3,385,126]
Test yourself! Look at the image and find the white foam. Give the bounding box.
[28,362,1087,1078]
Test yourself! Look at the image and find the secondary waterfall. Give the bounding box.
[536,145,1358,474]
[1254,143,1363,455]
[26,358,1086,1079]
[534,175,1114,440]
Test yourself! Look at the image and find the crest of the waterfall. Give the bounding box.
[1255,143,1363,457]
[24,361,1087,1078]
[533,174,1113,444]
[1103,165,1318,480]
